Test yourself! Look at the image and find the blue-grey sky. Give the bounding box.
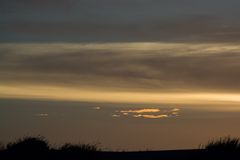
[1,0,240,42]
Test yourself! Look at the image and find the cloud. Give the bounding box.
[2,16,240,43]
[112,114,120,118]
[135,114,169,119]
[171,108,180,112]
[35,113,48,117]
[120,108,160,114]
[1,42,240,93]
[93,107,101,110]
[116,107,180,119]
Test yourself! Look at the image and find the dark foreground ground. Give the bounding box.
[1,149,240,160]
[99,150,240,160]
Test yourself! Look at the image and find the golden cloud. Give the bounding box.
[133,114,168,119]
[117,108,180,119]
[120,108,161,114]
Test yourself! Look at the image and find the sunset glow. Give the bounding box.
[1,84,240,108]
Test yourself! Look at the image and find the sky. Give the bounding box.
[1,0,240,150]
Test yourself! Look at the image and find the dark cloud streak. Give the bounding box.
[1,44,240,92]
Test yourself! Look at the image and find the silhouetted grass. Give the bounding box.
[60,143,100,152]
[0,136,100,159]
[1,136,100,152]
[1,136,240,159]
[203,137,240,151]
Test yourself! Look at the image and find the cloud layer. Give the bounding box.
[1,0,240,42]
[1,42,240,94]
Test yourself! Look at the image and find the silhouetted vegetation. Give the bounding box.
[0,136,100,160]
[60,143,99,152]
[6,136,49,153]
[203,136,240,151]
[1,136,240,160]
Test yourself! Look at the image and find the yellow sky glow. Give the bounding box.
[1,84,240,108]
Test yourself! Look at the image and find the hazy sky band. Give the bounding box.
[2,84,240,107]
[1,0,240,42]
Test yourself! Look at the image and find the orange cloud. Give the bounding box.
[120,108,160,114]
[117,108,180,119]
[171,108,180,112]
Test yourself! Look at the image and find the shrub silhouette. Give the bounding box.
[1,136,99,159]
[6,136,49,153]
[204,137,240,151]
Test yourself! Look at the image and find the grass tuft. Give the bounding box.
[60,143,100,152]
[204,136,240,151]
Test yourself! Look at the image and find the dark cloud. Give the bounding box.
[2,16,240,43]
[1,0,240,42]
